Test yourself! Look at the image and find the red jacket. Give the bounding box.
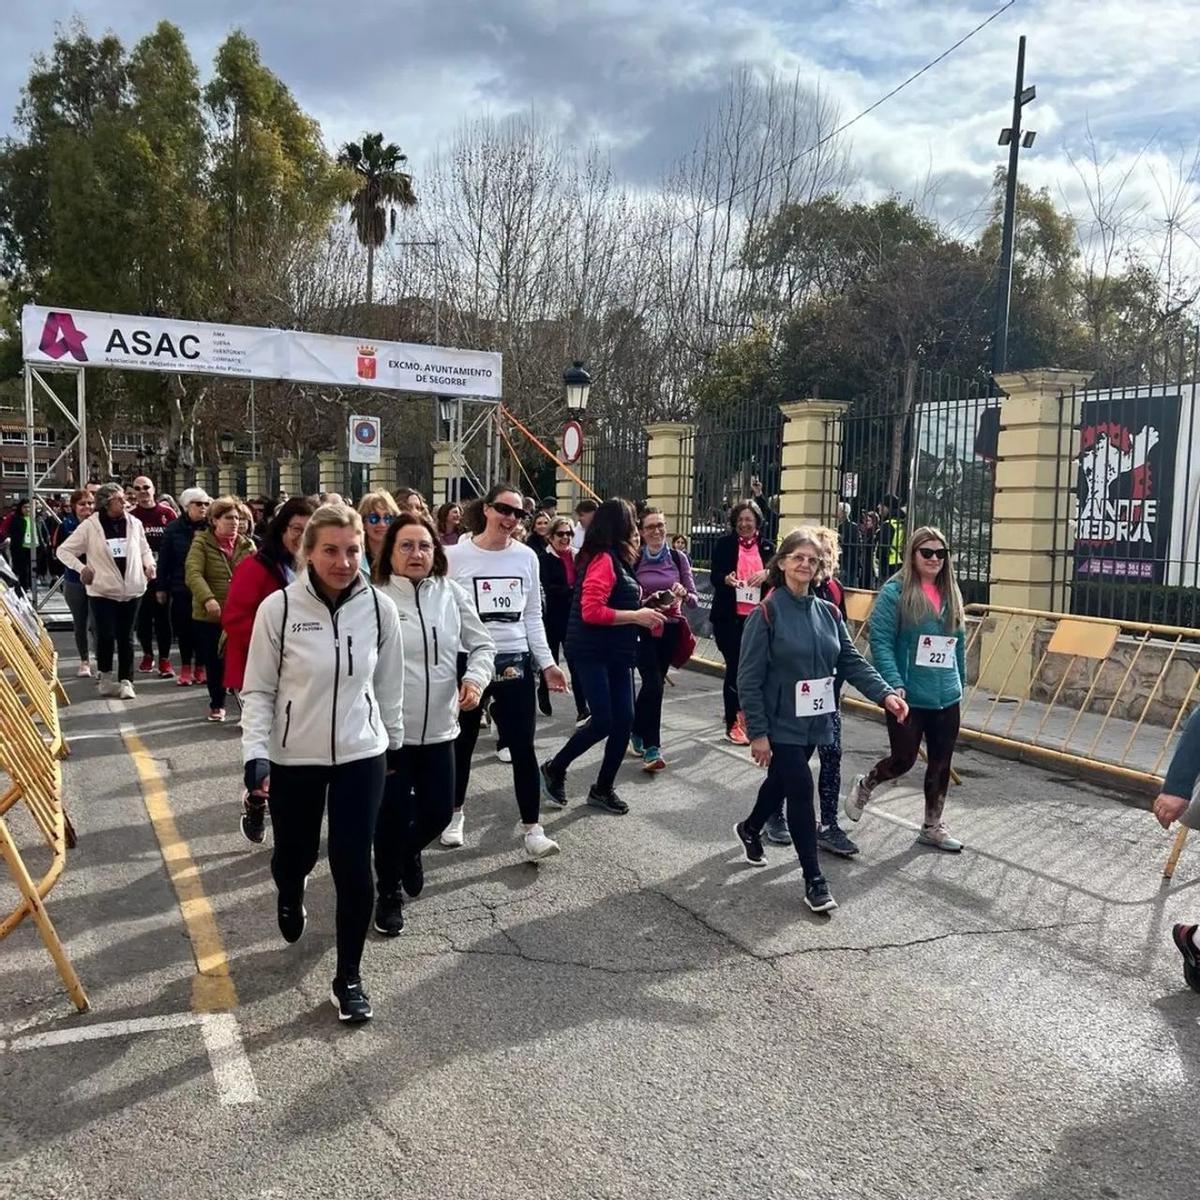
[221,554,289,691]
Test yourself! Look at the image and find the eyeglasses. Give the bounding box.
[286,523,307,538]
[489,501,524,519]
[397,540,434,555]
[917,547,947,561]
[642,522,666,532]
[134,484,152,492]
[788,553,821,567]
[366,512,395,526]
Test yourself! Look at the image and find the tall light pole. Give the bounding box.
[992,34,1037,376]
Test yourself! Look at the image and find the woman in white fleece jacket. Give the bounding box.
[370,511,494,936]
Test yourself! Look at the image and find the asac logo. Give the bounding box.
[39,311,88,362]
[356,345,377,380]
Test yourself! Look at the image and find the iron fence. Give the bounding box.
[1051,330,1200,625]
[590,416,647,506]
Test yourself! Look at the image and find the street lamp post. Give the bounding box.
[563,360,592,414]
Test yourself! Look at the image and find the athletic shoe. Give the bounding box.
[240,792,267,845]
[194,666,207,686]
[540,762,568,808]
[401,853,424,899]
[843,772,873,823]
[818,824,860,857]
[523,824,560,860]
[374,891,405,937]
[734,820,766,866]
[1171,924,1200,994]
[117,679,136,700]
[496,746,513,763]
[137,654,154,674]
[575,710,591,728]
[804,875,838,913]
[725,723,750,747]
[97,672,120,697]
[587,785,629,815]
[176,665,193,687]
[917,823,963,853]
[278,886,307,943]
[157,658,174,679]
[330,977,373,1023]
[628,735,645,759]
[440,810,465,848]
[76,662,92,678]
[764,811,792,845]
[207,707,226,723]
[642,747,666,772]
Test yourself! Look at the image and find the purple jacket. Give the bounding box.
[635,547,698,622]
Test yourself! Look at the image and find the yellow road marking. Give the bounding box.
[122,727,237,1013]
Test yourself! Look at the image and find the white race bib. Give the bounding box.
[735,585,759,608]
[106,537,128,559]
[475,576,526,618]
[915,635,957,669]
[794,676,835,718]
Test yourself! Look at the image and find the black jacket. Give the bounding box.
[538,548,574,640]
[157,515,207,595]
[710,531,775,628]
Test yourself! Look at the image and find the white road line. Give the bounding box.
[1,1011,259,1105]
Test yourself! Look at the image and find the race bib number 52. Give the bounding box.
[915,635,957,669]
[475,576,526,620]
[795,676,835,718]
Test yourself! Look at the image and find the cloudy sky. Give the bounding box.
[4,0,1199,247]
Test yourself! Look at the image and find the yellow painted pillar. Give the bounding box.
[193,467,217,497]
[318,452,346,498]
[276,454,301,498]
[644,422,695,540]
[217,465,238,497]
[369,448,398,494]
[777,400,848,533]
[431,441,456,506]
[980,368,1091,694]
[244,461,268,498]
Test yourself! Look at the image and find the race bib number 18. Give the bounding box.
[735,585,759,607]
[795,676,835,718]
[475,576,526,619]
[915,635,957,669]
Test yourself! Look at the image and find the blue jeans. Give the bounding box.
[549,656,634,792]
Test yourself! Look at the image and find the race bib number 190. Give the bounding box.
[475,577,526,620]
[915,635,957,669]
[794,676,835,718]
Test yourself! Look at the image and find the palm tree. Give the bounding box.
[337,132,418,306]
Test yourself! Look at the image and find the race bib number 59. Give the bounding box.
[475,576,526,620]
[915,635,957,669]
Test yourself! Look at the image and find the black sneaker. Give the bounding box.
[330,977,373,1023]
[817,823,860,857]
[1172,924,1200,994]
[277,885,307,943]
[574,709,591,728]
[374,891,404,937]
[805,875,838,913]
[540,762,567,808]
[764,810,792,845]
[400,852,424,899]
[734,820,766,866]
[586,785,629,815]
[240,791,267,845]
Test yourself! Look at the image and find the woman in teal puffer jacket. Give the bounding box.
[844,525,968,852]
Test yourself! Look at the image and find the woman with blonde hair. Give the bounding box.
[845,525,967,852]
[358,489,399,577]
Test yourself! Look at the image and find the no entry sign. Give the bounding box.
[561,420,584,465]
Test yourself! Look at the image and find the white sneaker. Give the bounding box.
[76,662,92,678]
[440,810,465,848]
[97,672,120,697]
[843,772,872,823]
[523,824,560,860]
[117,679,136,700]
[496,746,513,763]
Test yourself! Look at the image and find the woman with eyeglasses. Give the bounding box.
[629,507,697,772]
[540,499,666,815]
[54,489,96,676]
[537,515,587,725]
[733,528,907,912]
[371,512,493,934]
[445,484,568,857]
[844,525,967,852]
[358,490,399,578]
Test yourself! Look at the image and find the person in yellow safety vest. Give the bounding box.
[876,497,904,581]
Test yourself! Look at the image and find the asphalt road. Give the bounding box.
[2,640,1199,1200]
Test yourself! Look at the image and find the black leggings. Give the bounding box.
[192,620,226,708]
[543,615,586,719]
[632,623,680,749]
[548,656,634,792]
[454,655,540,824]
[89,595,138,680]
[713,616,747,730]
[171,591,196,666]
[137,592,172,660]
[374,741,455,896]
[268,754,385,982]
[745,742,820,880]
[867,703,961,825]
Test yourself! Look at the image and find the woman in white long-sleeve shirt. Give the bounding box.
[371,511,494,935]
[241,504,405,1024]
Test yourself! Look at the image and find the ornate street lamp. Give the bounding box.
[563,360,592,413]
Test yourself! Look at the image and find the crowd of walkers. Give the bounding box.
[28,473,1200,1022]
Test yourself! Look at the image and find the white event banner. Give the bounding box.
[21,305,502,399]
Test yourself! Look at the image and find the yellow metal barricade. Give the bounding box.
[0,602,88,1012]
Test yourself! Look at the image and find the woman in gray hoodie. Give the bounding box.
[734,526,908,913]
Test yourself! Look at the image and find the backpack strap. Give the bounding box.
[277,587,289,677]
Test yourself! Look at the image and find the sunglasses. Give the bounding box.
[366,512,395,526]
[489,501,524,519]
[552,530,572,539]
[917,547,947,561]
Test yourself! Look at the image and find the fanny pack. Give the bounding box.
[494,651,531,682]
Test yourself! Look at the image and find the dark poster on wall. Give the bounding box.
[1073,392,1182,584]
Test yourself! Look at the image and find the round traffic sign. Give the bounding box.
[561,419,584,465]
[353,420,378,446]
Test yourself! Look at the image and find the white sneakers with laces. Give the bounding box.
[523,824,559,860]
[440,810,465,848]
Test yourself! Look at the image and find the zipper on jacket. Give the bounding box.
[331,613,342,763]
[282,699,293,747]
[347,634,354,677]
[365,692,377,734]
[413,581,432,744]
[433,627,440,666]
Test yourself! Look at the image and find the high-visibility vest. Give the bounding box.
[886,520,903,566]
